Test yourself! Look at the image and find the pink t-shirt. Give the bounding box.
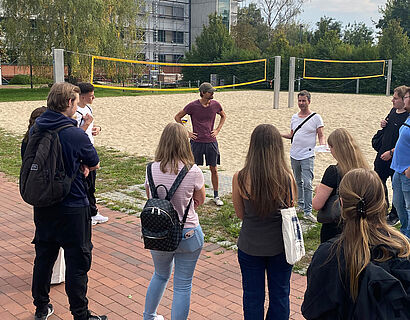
[184,99,222,143]
[144,161,204,228]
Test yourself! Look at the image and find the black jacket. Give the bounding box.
[302,240,410,319]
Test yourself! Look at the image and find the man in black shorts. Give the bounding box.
[175,82,227,205]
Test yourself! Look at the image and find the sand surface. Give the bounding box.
[0,91,394,187]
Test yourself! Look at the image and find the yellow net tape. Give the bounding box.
[303,58,386,80]
[90,55,267,91]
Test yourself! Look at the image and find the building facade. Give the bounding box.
[142,0,238,62]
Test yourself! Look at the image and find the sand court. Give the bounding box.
[0,90,394,187]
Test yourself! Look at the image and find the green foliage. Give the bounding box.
[1,0,144,81]
[343,22,374,46]
[377,0,410,36]
[313,17,342,45]
[378,19,410,60]
[8,74,52,85]
[0,129,22,179]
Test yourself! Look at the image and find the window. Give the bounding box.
[158,54,166,62]
[173,55,184,63]
[154,30,166,42]
[173,7,184,19]
[173,31,184,44]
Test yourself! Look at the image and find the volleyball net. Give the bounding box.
[90,55,267,91]
[302,58,387,80]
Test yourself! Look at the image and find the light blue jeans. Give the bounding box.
[143,225,204,320]
[291,156,315,216]
[392,172,410,238]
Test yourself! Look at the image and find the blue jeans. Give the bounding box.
[143,225,204,320]
[392,172,410,238]
[291,156,314,215]
[238,249,292,320]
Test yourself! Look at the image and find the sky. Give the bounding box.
[297,0,386,30]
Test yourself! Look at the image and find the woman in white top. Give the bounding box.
[143,123,206,320]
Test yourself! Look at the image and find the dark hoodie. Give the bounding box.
[35,109,99,207]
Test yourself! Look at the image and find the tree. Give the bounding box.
[1,0,144,83]
[313,16,342,44]
[186,14,235,62]
[377,0,410,36]
[258,0,304,29]
[231,3,270,53]
[378,19,409,59]
[343,22,374,46]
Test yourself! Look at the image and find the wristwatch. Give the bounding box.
[389,149,394,156]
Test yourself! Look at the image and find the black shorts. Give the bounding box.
[190,141,220,167]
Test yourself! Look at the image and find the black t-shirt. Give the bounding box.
[321,165,340,197]
[379,108,409,154]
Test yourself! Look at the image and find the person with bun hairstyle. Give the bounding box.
[303,168,410,319]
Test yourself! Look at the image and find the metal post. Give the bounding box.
[297,78,301,92]
[233,75,236,89]
[197,80,200,87]
[288,57,295,108]
[386,59,392,96]
[356,79,360,94]
[189,80,191,88]
[52,48,65,83]
[273,56,281,109]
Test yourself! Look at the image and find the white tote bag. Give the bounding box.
[51,248,65,284]
[281,207,305,264]
[280,181,305,265]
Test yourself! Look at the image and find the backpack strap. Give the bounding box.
[181,198,193,226]
[291,112,317,143]
[146,162,158,198]
[54,123,75,133]
[166,166,189,201]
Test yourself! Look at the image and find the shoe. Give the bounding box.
[92,212,108,225]
[304,213,317,223]
[387,214,399,226]
[155,316,164,320]
[88,312,108,320]
[35,304,54,320]
[213,197,223,206]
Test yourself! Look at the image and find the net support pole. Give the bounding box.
[288,57,295,108]
[52,48,65,83]
[386,59,392,96]
[273,56,281,109]
[356,79,360,94]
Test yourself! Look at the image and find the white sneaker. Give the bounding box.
[155,316,164,320]
[213,197,223,206]
[92,212,109,225]
[304,213,317,223]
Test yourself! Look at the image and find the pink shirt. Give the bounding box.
[144,161,204,228]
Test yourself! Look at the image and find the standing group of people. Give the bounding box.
[23,81,409,320]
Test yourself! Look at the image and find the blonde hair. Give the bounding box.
[47,82,80,112]
[335,168,410,301]
[327,128,370,177]
[394,85,408,99]
[238,124,296,216]
[155,123,194,174]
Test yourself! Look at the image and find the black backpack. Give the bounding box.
[140,162,192,252]
[20,123,75,207]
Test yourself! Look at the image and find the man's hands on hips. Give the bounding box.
[189,132,198,140]
[211,128,220,138]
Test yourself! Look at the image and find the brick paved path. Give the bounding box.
[0,173,307,319]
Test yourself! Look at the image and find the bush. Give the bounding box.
[9,74,52,85]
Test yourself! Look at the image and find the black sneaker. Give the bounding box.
[34,304,54,320]
[387,214,399,226]
[88,312,108,320]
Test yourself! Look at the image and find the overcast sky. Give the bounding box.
[298,0,387,30]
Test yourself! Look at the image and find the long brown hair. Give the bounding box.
[335,169,410,301]
[327,128,370,177]
[154,123,194,174]
[23,106,47,142]
[238,124,296,216]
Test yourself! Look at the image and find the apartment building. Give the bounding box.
[142,0,238,63]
